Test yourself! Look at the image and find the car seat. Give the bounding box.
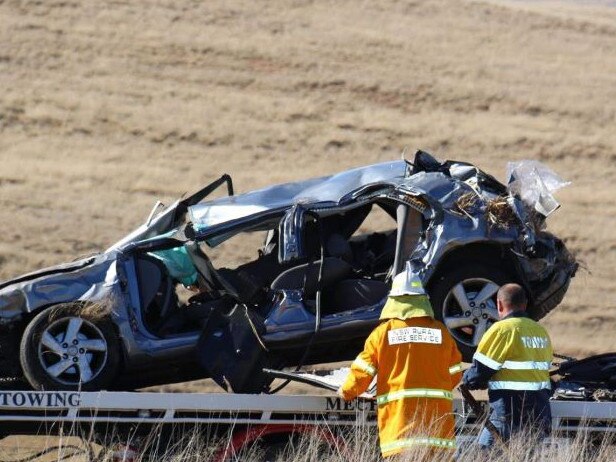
[270,257,352,299]
[324,278,389,313]
[185,242,263,304]
[134,254,178,332]
[326,233,354,265]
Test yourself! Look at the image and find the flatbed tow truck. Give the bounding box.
[0,388,615,461]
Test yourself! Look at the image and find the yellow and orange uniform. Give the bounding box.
[341,295,462,458]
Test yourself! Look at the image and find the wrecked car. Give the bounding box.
[552,353,616,402]
[0,151,577,392]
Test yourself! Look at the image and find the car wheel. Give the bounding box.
[20,304,121,391]
[429,264,517,361]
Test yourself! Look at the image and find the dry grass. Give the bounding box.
[452,192,481,220]
[47,300,113,324]
[2,419,616,462]
[485,196,519,230]
[138,426,616,462]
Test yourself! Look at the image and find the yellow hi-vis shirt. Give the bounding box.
[341,295,463,458]
[473,315,552,391]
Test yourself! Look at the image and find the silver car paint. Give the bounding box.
[0,156,575,372]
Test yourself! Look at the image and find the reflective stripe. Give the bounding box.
[377,388,453,405]
[473,352,502,370]
[501,360,551,370]
[352,357,376,377]
[488,380,551,391]
[381,437,456,453]
[449,363,463,374]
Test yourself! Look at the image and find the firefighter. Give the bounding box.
[462,283,553,448]
[339,264,463,458]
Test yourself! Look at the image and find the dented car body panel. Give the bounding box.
[0,152,577,390]
[188,161,406,235]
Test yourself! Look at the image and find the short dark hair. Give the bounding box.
[497,283,528,310]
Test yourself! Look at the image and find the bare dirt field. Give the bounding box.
[0,0,615,400]
[0,0,615,458]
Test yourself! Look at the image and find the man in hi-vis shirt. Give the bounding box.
[463,283,553,448]
[339,265,462,458]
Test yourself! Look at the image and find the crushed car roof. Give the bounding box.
[188,160,407,231]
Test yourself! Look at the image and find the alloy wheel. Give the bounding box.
[442,278,500,348]
[37,317,108,386]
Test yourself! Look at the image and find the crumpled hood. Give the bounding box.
[0,253,120,319]
[0,256,97,291]
[379,294,435,320]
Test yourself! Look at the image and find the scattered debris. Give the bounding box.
[452,192,481,219]
[49,300,113,322]
[485,196,519,230]
[507,160,570,217]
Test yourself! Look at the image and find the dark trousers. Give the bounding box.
[479,389,552,448]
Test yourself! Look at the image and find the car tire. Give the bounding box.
[20,303,121,391]
[429,263,518,362]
